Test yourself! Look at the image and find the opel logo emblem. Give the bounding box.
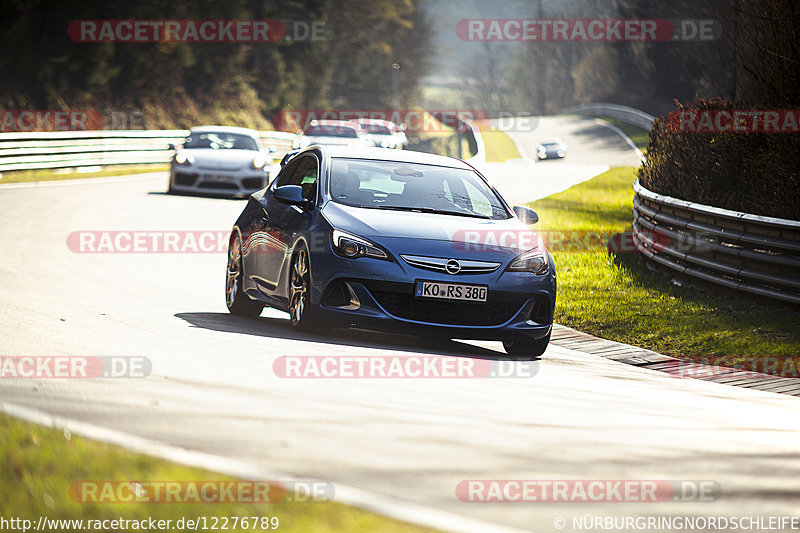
[445,259,461,275]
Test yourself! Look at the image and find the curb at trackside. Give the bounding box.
[550,324,800,397]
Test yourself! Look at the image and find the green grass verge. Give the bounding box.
[600,119,649,151]
[477,126,521,162]
[529,167,800,366]
[1,413,440,533]
[0,165,168,184]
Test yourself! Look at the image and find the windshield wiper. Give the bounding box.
[356,205,491,219]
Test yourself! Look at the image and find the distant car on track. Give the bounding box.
[298,120,371,148]
[537,138,567,160]
[225,146,556,358]
[356,119,407,149]
[168,126,271,197]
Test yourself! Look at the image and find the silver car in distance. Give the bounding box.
[168,126,271,197]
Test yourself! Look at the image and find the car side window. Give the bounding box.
[274,158,301,188]
[276,155,318,202]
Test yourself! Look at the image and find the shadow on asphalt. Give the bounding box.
[148,191,248,200]
[569,122,632,149]
[175,311,510,360]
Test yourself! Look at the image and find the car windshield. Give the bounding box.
[305,125,359,138]
[361,124,392,135]
[184,132,259,151]
[329,158,510,220]
[542,142,561,148]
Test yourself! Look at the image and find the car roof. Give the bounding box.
[356,118,395,127]
[310,145,474,170]
[189,125,260,136]
[311,120,362,129]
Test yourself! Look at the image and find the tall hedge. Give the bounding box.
[638,99,800,220]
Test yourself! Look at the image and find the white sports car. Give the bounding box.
[168,126,271,197]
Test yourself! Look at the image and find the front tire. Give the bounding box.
[503,329,551,360]
[289,245,314,330]
[226,235,264,317]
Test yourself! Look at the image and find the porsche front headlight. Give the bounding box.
[174,152,194,166]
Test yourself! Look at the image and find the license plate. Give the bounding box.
[206,174,234,182]
[415,280,487,302]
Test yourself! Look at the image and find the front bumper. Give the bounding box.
[538,151,566,160]
[309,249,556,342]
[170,166,268,196]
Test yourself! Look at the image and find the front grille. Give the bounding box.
[242,177,265,189]
[174,172,198,186]
[197,182,238,190]
[369,285,525,326]
[400,254,501,275]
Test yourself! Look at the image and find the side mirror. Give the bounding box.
[268,145,278,153]
[273,185,307,207]
[513,205,539,225]
[167,143,176,150]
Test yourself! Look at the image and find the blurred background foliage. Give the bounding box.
[1,0,797,128]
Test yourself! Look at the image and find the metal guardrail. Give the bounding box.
[0,130,298,173]
[563,103,656,131]
[632,180,800,305]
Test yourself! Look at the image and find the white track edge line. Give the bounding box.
[0,401,534,533]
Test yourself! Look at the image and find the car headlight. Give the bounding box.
[174,152,194,166]
[251,154,268,170]
[508,249,549,275]
[331,229,389,260]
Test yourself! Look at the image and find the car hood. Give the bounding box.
[322,202,544,255]
[181,149,260,170]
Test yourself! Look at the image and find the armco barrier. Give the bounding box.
[563,103,655,131]
[0,130,298,173]
[632,180,800,305]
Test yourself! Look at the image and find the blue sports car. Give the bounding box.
[225,146,556,358]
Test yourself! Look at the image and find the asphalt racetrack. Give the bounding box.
[2,117,799,533]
